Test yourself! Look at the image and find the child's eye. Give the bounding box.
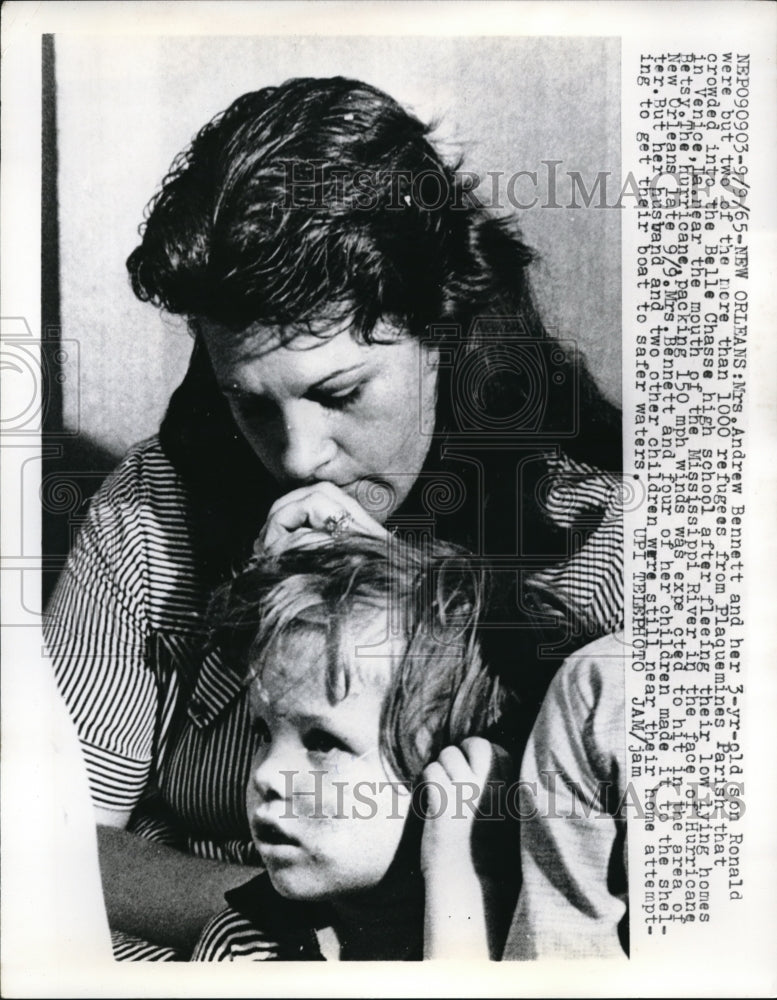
[303,728,350,756]
[251,718,271,744]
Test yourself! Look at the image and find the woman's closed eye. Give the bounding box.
[308,383,364,412]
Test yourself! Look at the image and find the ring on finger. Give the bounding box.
[324,511,353,539]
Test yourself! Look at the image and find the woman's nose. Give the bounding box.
[278,401,337,482]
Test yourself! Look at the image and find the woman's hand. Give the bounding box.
[420,737,517,960]
[258,482,389,555]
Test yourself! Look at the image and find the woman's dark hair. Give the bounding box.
[127,76,534,340]
[129,75,620,460]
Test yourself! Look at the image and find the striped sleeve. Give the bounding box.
[191,907,280,961]
[44,446,157,816]
[110,930,182,962]
[530,453,624,637]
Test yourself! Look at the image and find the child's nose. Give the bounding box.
[249,747,291,804]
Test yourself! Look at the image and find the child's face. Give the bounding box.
[246,619,412,902]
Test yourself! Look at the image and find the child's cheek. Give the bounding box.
[292,759,360,822]
[295,757,410,825]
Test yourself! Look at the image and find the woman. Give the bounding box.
[45,76,622,958]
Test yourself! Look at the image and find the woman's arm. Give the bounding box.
[44,453,160,821]
[96,822,253,955]
[46,447,255,954]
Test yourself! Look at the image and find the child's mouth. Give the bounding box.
[253,820,301,847]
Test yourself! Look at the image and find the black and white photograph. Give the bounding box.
[1,2,775,997]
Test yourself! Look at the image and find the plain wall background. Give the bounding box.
[54,33,621,459]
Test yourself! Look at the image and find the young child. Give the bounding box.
[191,536,519,962]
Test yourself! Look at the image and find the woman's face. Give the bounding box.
[201,318,439,521]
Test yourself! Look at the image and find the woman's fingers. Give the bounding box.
[260,482,389,553]
[264,481,349,521]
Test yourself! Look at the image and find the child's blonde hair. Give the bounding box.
[210,536,509,785]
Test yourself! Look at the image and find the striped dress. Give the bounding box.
[44,434,623,960]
